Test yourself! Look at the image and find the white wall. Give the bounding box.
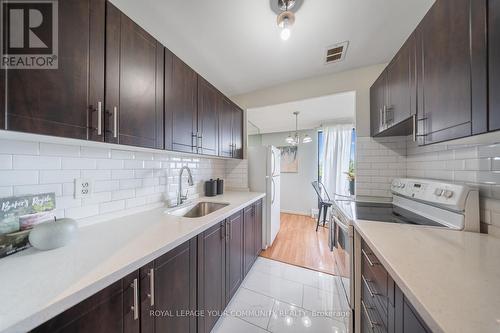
[250,130,318,216]
[232,64,386,137]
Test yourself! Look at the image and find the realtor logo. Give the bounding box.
[1,0,58,69]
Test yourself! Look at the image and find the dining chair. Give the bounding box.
[311,181,333,232]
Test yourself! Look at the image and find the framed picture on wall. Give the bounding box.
[278,146,298,173]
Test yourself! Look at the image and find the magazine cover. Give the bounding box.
[0,193,56,258]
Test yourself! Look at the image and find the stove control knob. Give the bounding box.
[443,190,454,199]
[434,188,444,196]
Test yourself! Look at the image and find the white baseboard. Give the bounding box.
[281,209,311,217]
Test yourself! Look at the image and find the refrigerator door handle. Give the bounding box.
[271,178,276,204]
[271,150,276,176]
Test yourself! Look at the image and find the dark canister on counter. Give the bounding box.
[216,178,224,195]
[204,179,217,197]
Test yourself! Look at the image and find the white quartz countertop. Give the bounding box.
[355,220,500,333]
[0,191,265,333]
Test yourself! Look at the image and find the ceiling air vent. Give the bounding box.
[325,41,349,64]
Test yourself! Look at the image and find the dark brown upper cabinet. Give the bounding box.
[490,0,500,132]
[370,0,487,145]
[370,34,416,138]
[2,0,105,140]
[105,3,164,149]
[197,77,220,156]
[219,99,243,159]
[370,71,387,136]
[417,0,487,145]
[169,55,198,153]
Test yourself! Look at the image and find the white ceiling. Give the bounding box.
[247,91,355,134]
[110,0,434,97]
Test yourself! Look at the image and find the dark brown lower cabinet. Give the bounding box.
[225,211,244,303]
[254,200,263,258]
[147,238,197,333]
[197,222,226,333]
[243,205,256,276]
[31,271,139,333]
[31,202,260,333]
[361,240,430,333]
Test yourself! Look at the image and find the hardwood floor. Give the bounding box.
[260,213,337,275]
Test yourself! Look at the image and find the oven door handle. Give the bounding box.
[332,215,349,232]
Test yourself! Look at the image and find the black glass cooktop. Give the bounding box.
[354,202,444,227]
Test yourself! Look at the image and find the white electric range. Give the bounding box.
[330,178,480,330]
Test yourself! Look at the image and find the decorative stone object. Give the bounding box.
[29,218,78,251]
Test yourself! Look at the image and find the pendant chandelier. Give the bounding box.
[271,0,303,41]
[285,111,312,145]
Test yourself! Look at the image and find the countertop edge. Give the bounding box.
[354,221,445,333]
[3,193,265,333]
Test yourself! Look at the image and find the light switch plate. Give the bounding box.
[74,178,93,198]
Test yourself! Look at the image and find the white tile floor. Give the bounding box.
[212,257,351,333]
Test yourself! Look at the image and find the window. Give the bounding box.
[318,130,324,183]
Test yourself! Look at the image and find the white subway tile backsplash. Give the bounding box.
[0,186,13,197]
[0,171,38,186]
[62,157,97,170]
[0,139,39,155]
[97,159,124,170]
[100,200,125,214]
[111,150,135,160]
[124,160,144,169]
[13,155,61,169]
[81,147,110,159]
[14,184,62,196]
[40,170,80,184]
[0,136,239,226]
[66,205,99,219]
[40,143,80,157]
[0,155,12,169]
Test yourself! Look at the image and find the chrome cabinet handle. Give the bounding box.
[379,108,383,128]
[361,300,380,329]
[362,249,378,267]
[113,106,118,138]
[362,275,379,297]
[148,268,155,306]
[131,278,139,320]
[97,101,102,135]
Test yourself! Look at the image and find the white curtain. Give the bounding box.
[321,124,353,197]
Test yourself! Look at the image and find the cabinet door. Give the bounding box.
[254,200,263,257]
[197,77,220,156]
[232,104,244,159]
[394,285,430,333]
[106,4,164,148]
[370,72,387,136]
[386,37,413,127]
[225,211,244,304]
[198,222,226,333]
[489,0,500,131]
[243,205,255,275]
[419,0,487,144]
[171,56,197,153]
[219,98,234,157]
[3,0,105,140]
[31,271,139,333]
[164,48,174,150]
[150,239,197,333]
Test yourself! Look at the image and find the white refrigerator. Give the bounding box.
[248,146,281,248]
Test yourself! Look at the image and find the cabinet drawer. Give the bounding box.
[361,243,388,297]
[361,273,387,328]
[361,299,387,333]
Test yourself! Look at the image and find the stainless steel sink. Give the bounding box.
[168,202,229,218]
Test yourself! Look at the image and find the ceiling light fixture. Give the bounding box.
[275,0,299,41]
[285,111,311,145]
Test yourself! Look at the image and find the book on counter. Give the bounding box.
[0,193,56,258]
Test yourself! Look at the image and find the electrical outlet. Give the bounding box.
[74,178,93,198]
